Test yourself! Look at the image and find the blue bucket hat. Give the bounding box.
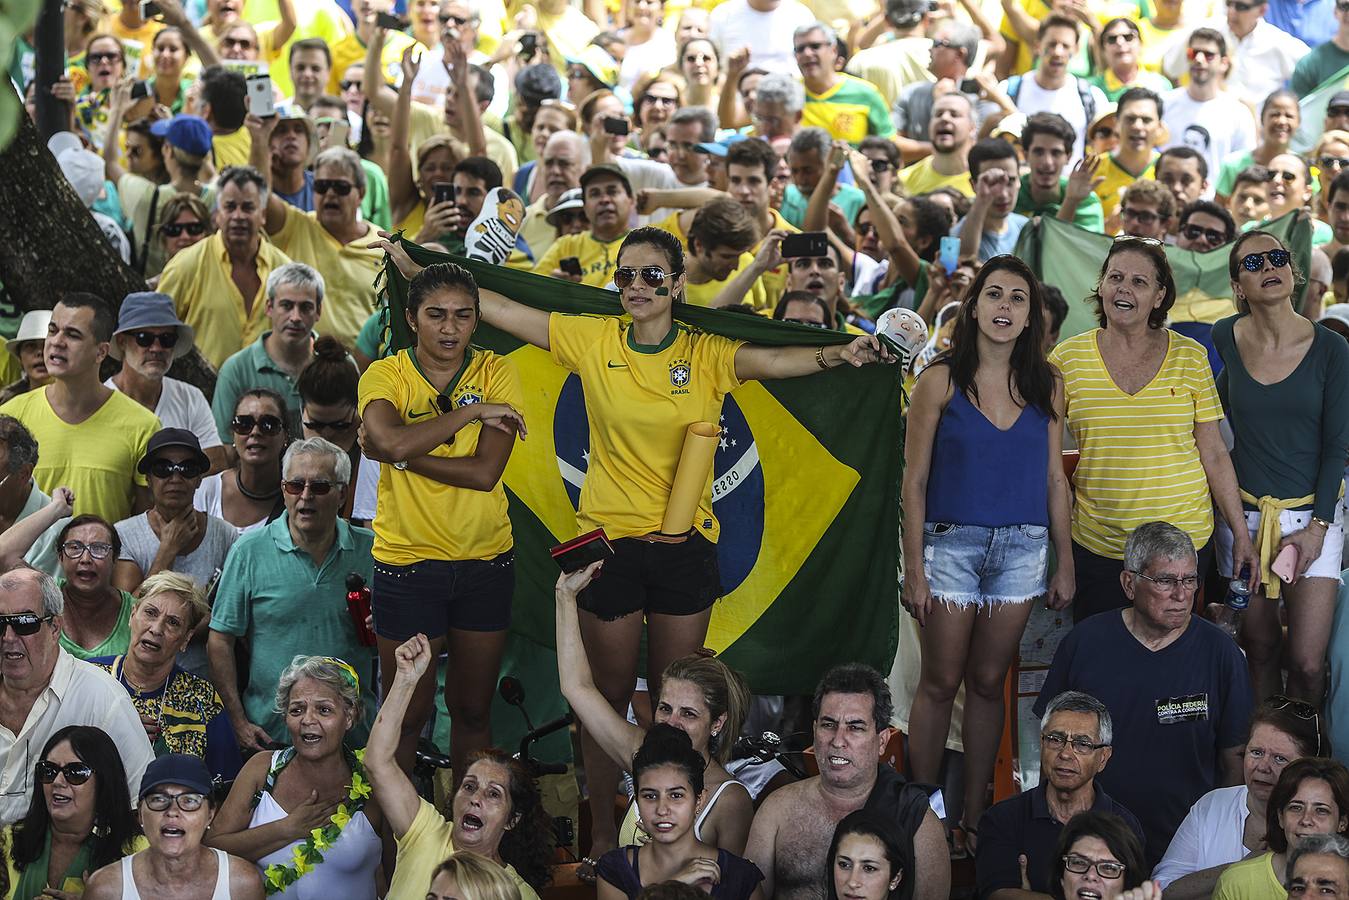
[111,292,195,361]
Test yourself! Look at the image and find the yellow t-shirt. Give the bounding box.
[329,30,418,95]
[409,102,520,185]
[534,231,628,288]
[157,232,292,369]
[520,194,560,262]
[1050,329,1223,559]
[900,156,974,198]
[211,127,252,170]
[651,212,770,309]
[105,17,163,78]
[1094,152,1157,222]
[395,198,427,239]
[271,207,384,349]
[1213,853,1282,900]
[0,387,160,523]
[548,313,744,540]
[357,348,520,563]
[1000,0,1140,75]
[390,798,542,900]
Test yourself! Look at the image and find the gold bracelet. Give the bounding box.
[1312,516,1333,532]
[815,346,829,370]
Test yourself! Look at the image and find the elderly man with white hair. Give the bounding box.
[0,566,152,825]
[519,130,590,261]
[207,437,376,753]
[1288,833,1349,897]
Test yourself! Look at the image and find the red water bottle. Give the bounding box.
[346,573,376,647]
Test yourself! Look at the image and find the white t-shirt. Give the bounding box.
[708,0,816,76]
[614,157,708,225]
[1161,88,1256,200]
[105,376,222,450]
[353,455,380,522]
[1004,74,1107,166]
[619,30,678,90]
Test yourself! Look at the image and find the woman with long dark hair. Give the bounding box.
[902,254,1074,847]
[825,810,911,900]
[194,389,290,534]
[2,726,144,899]
[297,336,370,521]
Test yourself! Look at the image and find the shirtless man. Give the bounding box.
[745,664,950,900]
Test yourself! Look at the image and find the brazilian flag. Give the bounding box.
[1014,212,1315,356]
[379,239,904,694]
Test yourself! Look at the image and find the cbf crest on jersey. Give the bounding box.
[669,358,692,389]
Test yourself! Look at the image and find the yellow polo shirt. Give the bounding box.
[534,231,628,288]
[211,127,252,170]
[899,156,974,198]
[389,799,541,900]
[1094,152,1157,222]
[409,102,520,185]
[270,206,384,349]
[157,232,292,368]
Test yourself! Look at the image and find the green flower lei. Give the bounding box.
[259,748,372,895]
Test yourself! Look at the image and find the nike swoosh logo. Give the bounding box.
[607,361,628,368]
[409,410,435,418]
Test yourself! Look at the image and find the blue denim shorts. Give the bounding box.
[921,522,1049,608]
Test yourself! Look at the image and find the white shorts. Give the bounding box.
[1216,503,1345,581]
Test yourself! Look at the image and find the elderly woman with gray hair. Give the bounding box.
[207,655,387,899]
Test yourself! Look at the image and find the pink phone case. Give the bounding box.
[1272,544,1299,583]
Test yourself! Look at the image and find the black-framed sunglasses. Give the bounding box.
[1187,47,1219,61]
[314,179,354,196]
[160,221,205,238]
[339,79,359,91]
[303,417,356,432]
[148,459,206,480]
[0,614,53,637]
[1319,156,1349,170]
[36,761,93,785]
[1240,248,1291,271]
[1180,223,1227,245]
[1103,31,1136,44]
[282,478,335,496]
[1225,0,1258,10]
[1268,693,1322,753]
[231,414,285,436]
[142,791,207,812]
[60,540,113,560]
[1062,854,1126,880]
[86,51,123,64]
[614,266,677,290]
[864,157,891,173]
[439,13,469,25]
[131,330,179,349]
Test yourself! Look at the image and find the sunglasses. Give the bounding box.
[160,221,205,238]
[781,318,827,328]
[1120,206,1160,224]
[0,614,53,637]
[1269,170,1299,182]
[1113,233,1163,246]
[1181,223,1227,245]
[1187,47,1219,61]
[1103,31,1136,44]
[220,36,256,49]
[303,418,356,432]
[339,79,359,91]
[142,792,207,812]
[1240,248,1291,271]
[856,222,877,236]
[314,179,354,196]
[439,13,468,25]
[1319,156,1349,170]
[1339,1,1349,10]
[1226,0,1259,9]
[865,157,891,173]
[231,414,285,436]
[613,266,677,289]
[60,540,113,560]
[130,330,179,349]
[36,761,93,785]
[148,459,206,480]
[793,40,829,54]
[87,51,123,64]
[282,478,335,495]
[1268,693,1322,753]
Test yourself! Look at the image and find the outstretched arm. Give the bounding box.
[366,634,434,837]
[0,488,71,570]
[734,334,895,382]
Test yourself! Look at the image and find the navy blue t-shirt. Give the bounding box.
[274,170,316,213]
[1032,611,1252,869]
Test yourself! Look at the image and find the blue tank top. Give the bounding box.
[925,384,1051,528]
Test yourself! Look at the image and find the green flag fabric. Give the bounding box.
[1013,212,1316,342]
[378,239,904,695]
[1295,62,1349,154]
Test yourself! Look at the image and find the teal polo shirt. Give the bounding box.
[1015,174,1105,233]
[781,183,867,229]
[211,333,305,442]
[210,512,377,744]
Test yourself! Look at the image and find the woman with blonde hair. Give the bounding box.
[428,851,524,900]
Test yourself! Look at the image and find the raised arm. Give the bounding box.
[712,230,784,308]
[389,46,425,226]
[244,113,290,235]
[445,39,486,159]
[363,28,399,117]
[102,82,133,183]
[733,333,894,382]
[555,564,646,770]
[803,142,845,234]
[157,0,220,68]
[850,152,922,287]
[366,634,434,837]
[0,488,72,570]
[272,0,298,50]
[479,288,552,349]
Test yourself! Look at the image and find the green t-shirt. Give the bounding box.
[59,590,135,661]
[360,159,392,231]
[1292,43,1349,98]
[1215,150,1256,198]
[852,264,931,319]
[1015,174,1105,232]
[781,183,867,230]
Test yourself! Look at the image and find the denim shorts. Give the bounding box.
[372,552,514,638]
[921,522,1049,608]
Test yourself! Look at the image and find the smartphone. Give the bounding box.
[139,0,161,18]
[519,32,538,60]
[327,118,350,148]
[959,77,979,94]
[129,79,150,101]
[780,231,828,259]
[245,74,275,118]
[1272,544,1299,583]
[375,11,408,30]
[559,256,583,276]
[602,116,630,136]
[433,181,454,205]
[939,235,960,275]
[550,528,615,573]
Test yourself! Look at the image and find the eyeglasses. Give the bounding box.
[142,791,207,812]
[1226,0,1260,9]
[614,266,678,289]
[160,221,205,237]
[60,540,113,560]
[0,614,53,637]
[1041,732,1109,755]
[1240,248,1291,271]
[1269,170,1299,182]
[231,414,285,436]
[439,12,469,25]
[314,179,354,196]
[1187,47,1219,61]
[1181,223,1227,245]
[930,37,954,48]
[1130,570,1200,591]
[339,79,359,91]
[87,51,123,64]
[856,222,877,236]
[303,417,356,432]
[282,478,335,495]
[1103,31,1136,44]
[793,40,829,54]
[781,318,827,328]
[1269,694,1322,753]
[148,459,206,480]
[1120,206,1161,225]
[1319,156,1349,170]
[1092,127,1118,140]
[130,330,179,349]
[36,761,93,785]
[220,35,256,50]
[1338,1,1349,11]
[1062,855,1126,880]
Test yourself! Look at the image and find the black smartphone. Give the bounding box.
[519,32,538,59]
[550,529,614,573]
[130,79,151,100]
[559,256,583,276]
[375,11,407,30]
[602,116,630,136]
[959,77,980,93]
[139,0,161,18]
[780,231,829,258]
[433,181,454,205]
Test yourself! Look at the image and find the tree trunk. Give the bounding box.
[0,85,218,397]
[32,0,65,144]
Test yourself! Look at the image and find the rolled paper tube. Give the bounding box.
[660,421,721,535]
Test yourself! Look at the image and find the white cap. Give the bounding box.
[56,148,106,208]
[46,131,82,159]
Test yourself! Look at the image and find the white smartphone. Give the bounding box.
[246,74,275,118]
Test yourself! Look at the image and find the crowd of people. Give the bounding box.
[9,0,1349,895]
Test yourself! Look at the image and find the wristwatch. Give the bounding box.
[393,460,408,471]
